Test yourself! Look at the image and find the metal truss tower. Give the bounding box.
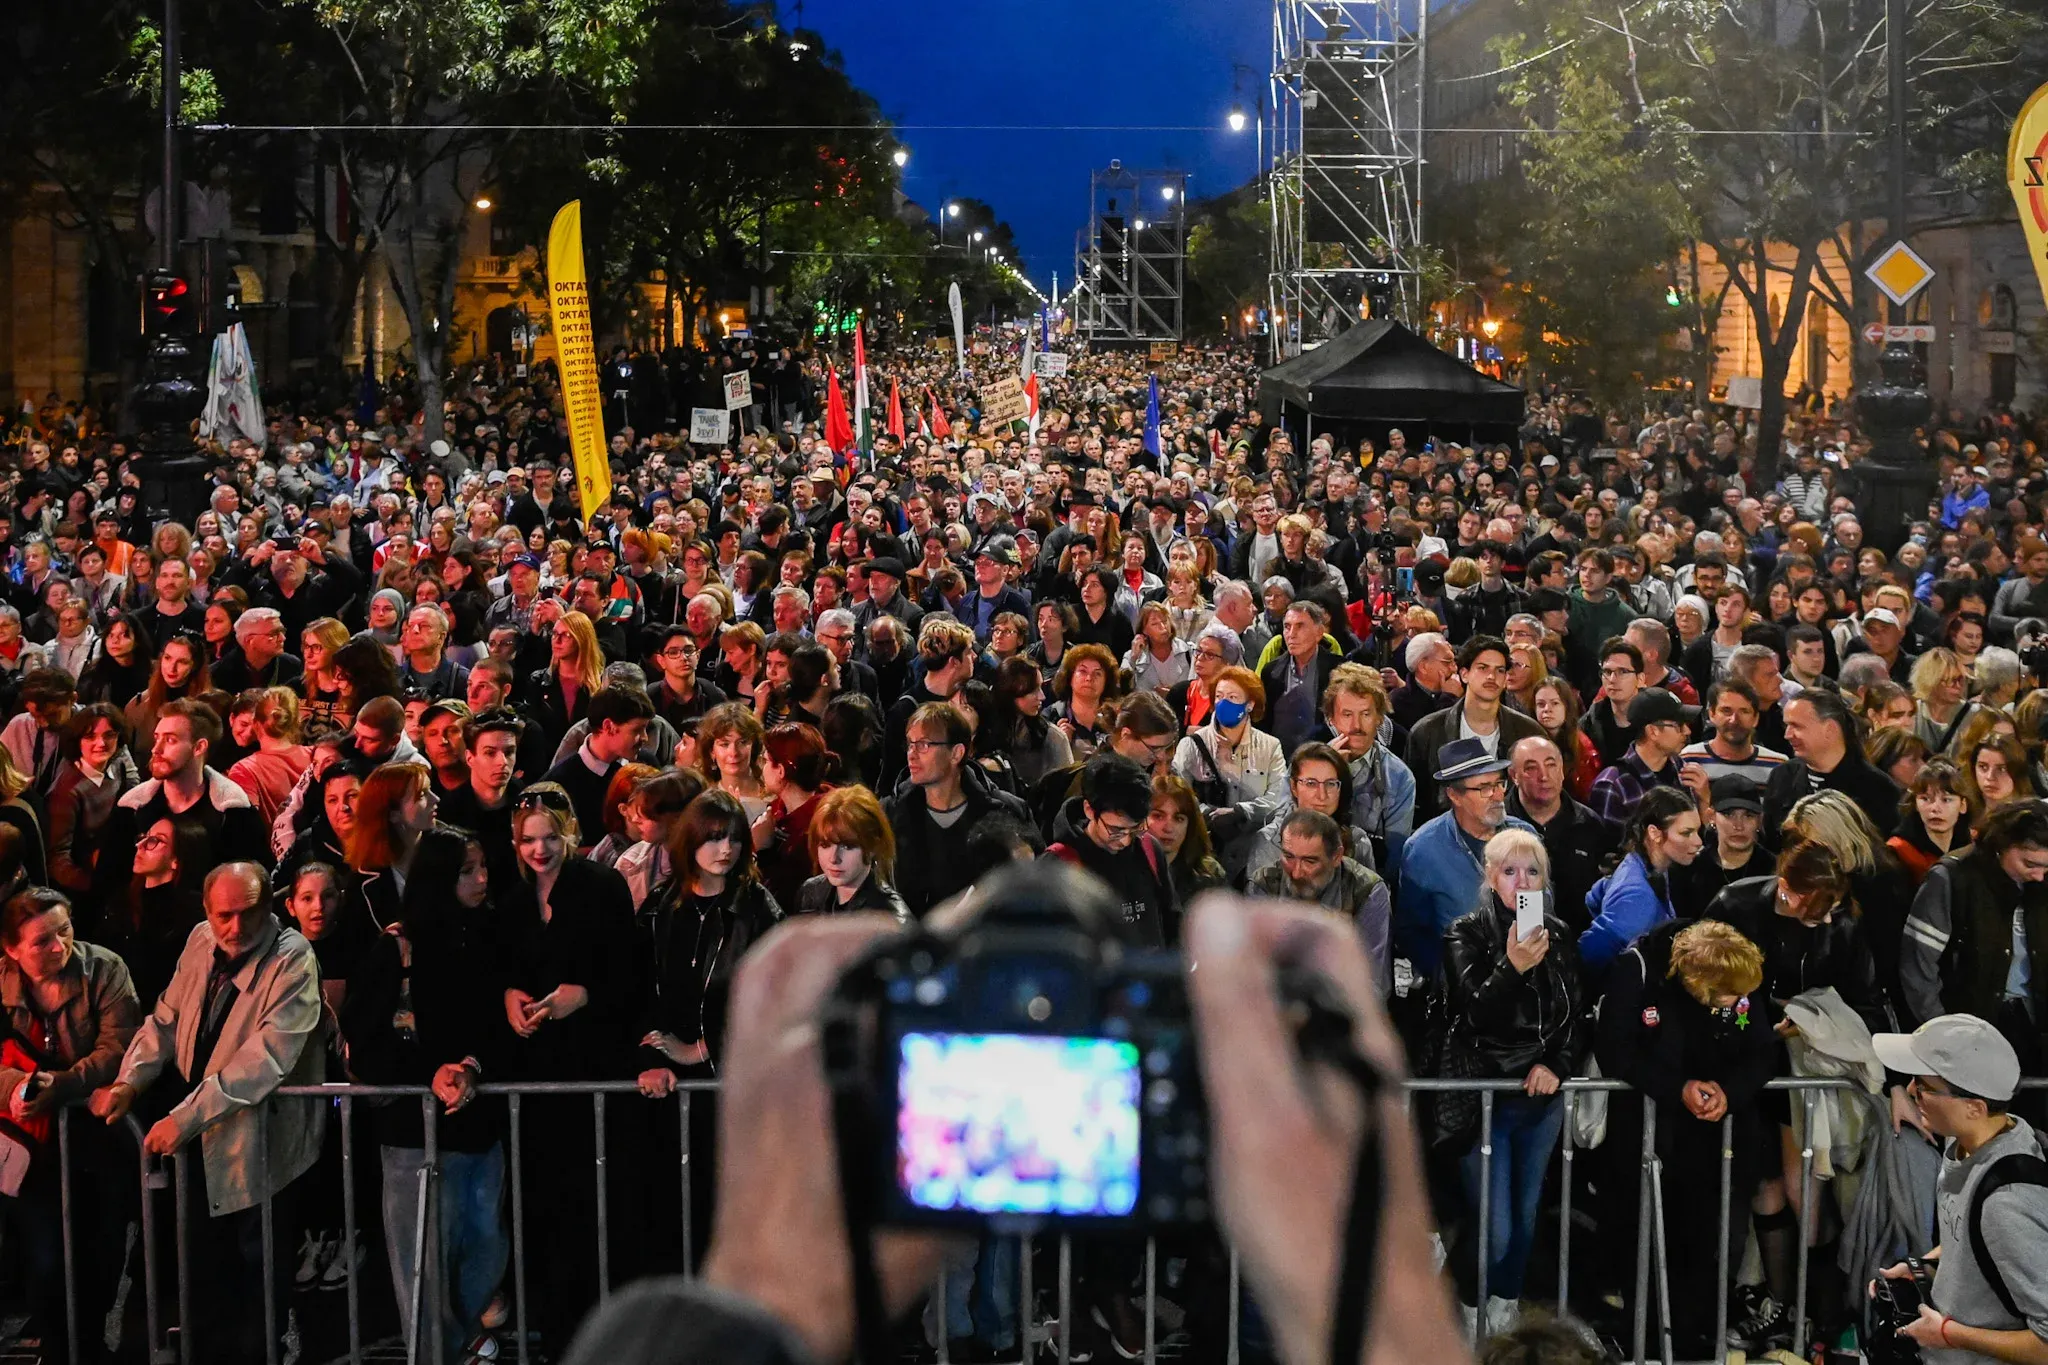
[1072,162,1190,346]
[1268,0,1426,359]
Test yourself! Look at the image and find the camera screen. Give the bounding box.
[897,1032,1142,1217]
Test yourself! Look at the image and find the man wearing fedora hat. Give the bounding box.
[1394,736,1536,979]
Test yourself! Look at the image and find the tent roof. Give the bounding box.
[1259,320,1524,424]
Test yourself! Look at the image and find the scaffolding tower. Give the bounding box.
[1267,0,1426,359]
[1072,162,1190,347]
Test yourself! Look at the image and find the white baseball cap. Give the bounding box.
[1873,1014,2020,1102]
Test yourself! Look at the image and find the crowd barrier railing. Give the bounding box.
[33,1073,2048,1365]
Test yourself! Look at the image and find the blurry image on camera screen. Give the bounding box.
[897,1032,1142,1217]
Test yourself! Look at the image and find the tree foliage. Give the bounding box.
[1494,0,2044,469]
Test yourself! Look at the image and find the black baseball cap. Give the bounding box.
[1626,688,1698,728]
[1709,774,1765,813]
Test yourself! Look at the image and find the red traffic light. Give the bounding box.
[149,276,190,317]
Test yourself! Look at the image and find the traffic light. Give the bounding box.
[143,270,196,337]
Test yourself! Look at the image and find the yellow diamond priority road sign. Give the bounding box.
[1866,240,1935,307]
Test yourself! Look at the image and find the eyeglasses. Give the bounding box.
[1093,816,1142,846]
[659,645,698,660]
[905,738,957,753]
[137,833,169,852]
[1295,776,1344,795]
[1452,776,1508,796]
[514,787,572,814]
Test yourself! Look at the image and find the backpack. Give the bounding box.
[1966,1142,2048,1322]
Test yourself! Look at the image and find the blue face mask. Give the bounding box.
[1214,697,1250,728]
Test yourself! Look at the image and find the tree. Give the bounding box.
[1496,60,1692,404]
[1496,0,2044,473]
[257,0,658,444]
[1186,189,1269,337]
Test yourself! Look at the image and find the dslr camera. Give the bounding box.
[822,862,1212,1233]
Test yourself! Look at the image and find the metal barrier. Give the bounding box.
[28,1073,2048,1365]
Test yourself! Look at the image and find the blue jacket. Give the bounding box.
[1395,812,1535,977]
[1578,852,1674,974]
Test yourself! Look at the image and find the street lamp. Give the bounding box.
[892,148,909,168]
[1161,186,1176,201]
[971,230,984,243]
[1134,219,1148,231]
[947,203,961,218]
[1481,318,1500,340]
[1227,104,1247,133]
[473,196,493,211]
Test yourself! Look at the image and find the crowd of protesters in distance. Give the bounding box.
[1,331,2046,1365]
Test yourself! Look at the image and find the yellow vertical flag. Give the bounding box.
[2010,81,2048,316]
[546,200,612,520]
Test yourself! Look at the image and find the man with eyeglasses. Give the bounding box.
[1872,1014,2048,1365]
[1588,688,1697,829]
[885,702,1031,920]
[1044,752,1177,948]
[812,607,879,703]
[645,624,726,730]
[1395,738,1535,980]
[1584,636,1649,767]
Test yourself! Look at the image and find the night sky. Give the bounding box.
[800,0,1269,292]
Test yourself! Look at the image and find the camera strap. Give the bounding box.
[1325,1044,1391,1365]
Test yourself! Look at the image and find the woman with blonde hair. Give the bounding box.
[227,687,312,823]
[1505,641,1549,715]
[495,780,637,1347]
[1908,646,1980,754]
[525,609,603,753]
[798,785,908,920]
[1783,787,1916,1024]
[699,701,769,821]
[1439,826,1584,1335]
[299,617,353,733]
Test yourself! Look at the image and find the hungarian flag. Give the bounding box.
[853,321,872,456]
[887,376,906,440]
[928,388,950,440]
[824,368,852,454]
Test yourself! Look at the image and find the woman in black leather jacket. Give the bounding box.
[636,790,783,1094]
[793,786,909,922]
[1438,827,1585,1335]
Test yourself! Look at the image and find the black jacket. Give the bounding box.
[490,858,640,1080]
[1702,875,1891,1032]
[1764,750,1903,838]
[1045,796,1176,948]
[884,762,1031,919]
[794,872,909,922]
[639,879,782,1073]
[1508,791,1618,938]
[1595,920,1779,1148]
[1442,893,1585,1079]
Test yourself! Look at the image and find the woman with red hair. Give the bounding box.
[752,723,834,911]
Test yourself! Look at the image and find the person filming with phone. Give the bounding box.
[1871,1015,2048,1365]
[1432,827,1586,1340]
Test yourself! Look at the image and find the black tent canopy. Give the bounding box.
[1258,321,1525,444]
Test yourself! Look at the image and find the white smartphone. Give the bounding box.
[1515,890,1545,942]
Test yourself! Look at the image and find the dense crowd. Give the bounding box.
[1,334,2046,1364]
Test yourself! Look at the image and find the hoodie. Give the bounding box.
[1045,796,1175,947]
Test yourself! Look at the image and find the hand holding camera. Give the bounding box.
[681,865,1464,1365]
